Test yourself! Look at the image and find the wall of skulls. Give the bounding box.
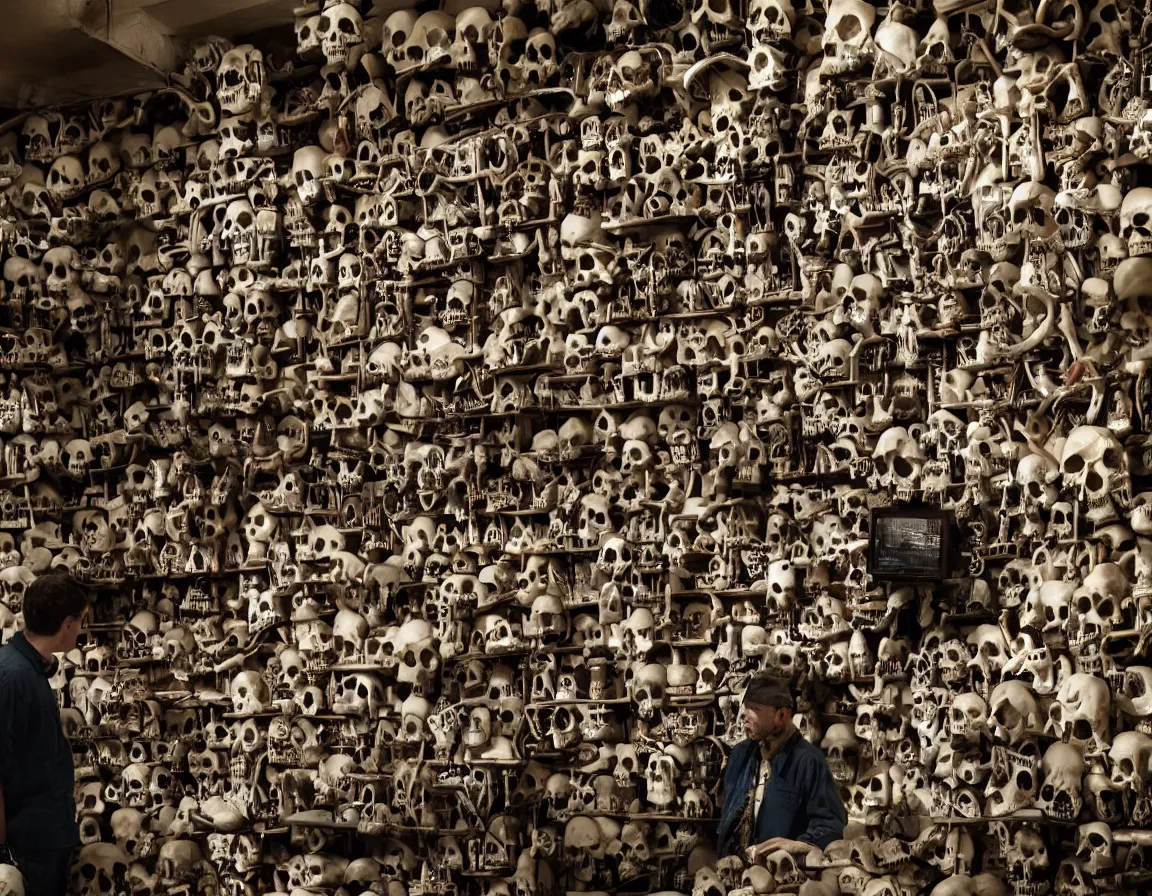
[3,0,1152,894]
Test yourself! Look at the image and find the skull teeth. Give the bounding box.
[1128,237,1152,257]
[1069,632,1100,653]
[605,89,631,108]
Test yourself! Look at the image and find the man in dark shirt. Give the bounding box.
[716,673,846,859]
[0,574,88,896]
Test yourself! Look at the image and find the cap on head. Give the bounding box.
[742,673,794,710]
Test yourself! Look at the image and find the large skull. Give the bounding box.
[820,0,877,77]
[1006,181,1059,245]
[1108,730,1152,790]
[988,680,1043,746]
[229,670,268,715]
[318,2,365,68]
[747,0,794,45]
[73,843,130,896]
[1121,187,1152,257]
[1036,741,1085,821]
[1060,425,1130,527]
[871,426,924,497]
[216,45,266,115]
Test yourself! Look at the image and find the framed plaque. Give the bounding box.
[868,508,952,582]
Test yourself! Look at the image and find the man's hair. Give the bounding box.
[23,573,89,636]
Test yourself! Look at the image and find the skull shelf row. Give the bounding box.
[16,0,1152,895]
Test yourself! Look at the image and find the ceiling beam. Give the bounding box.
[68,0,179,78]
[18,64,165,109]
[148,0,299,35]
[1,0,300,110]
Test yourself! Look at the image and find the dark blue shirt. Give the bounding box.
[0,633,77,850]
[717,731,846,856]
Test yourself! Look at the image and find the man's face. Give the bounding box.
[743,702,790,742]
[61,609,89,651]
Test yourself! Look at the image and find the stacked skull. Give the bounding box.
[0,0,1150,894]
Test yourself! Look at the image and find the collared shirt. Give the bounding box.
[0,633,78,850]
[752,751,771,818]
[752,735,785,818]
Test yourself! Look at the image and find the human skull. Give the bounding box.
[1060,425,1130,527]
[1121,188,1152,256]
[72,843,130,896]
[318,2,365,68]
[1036,741,1086,821]
[821,0,877,78]
[988,680,1043,746]
[229,670,268,715]
[216,45,266,116]
[747,0,794,45]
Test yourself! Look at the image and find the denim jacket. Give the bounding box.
[716,731,847,857]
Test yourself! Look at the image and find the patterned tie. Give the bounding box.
[752,749,772,816]
[735,781,756,853]
[736,750,772,851]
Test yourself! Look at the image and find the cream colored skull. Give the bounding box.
[746,0,794,45]
[1036,741,1085,821]
[821,0,877,78]
[1008,181,1058,241]
[451,8,493,71]
[47,155,85,201]
[318,2,365,68]
[230,670,268,715]
[988,680,1042,746]
[1121,187,1152,256]
[1060,425,1129,527]
[73,843,131,896]
[216,45,265,115]
[1109,730,1152,789]
[871,426,924,495]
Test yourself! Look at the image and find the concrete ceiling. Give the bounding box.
[0,0,304,111]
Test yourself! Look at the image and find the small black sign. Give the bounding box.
[868,508,952,581]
